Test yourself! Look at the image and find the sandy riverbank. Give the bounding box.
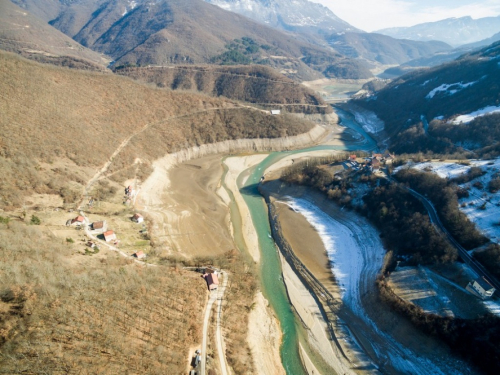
[263,181,475,375]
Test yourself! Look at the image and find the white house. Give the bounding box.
[271,109,281,115]
[467,277,495,299]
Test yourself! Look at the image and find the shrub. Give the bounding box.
[30,214,41,225]
[489,178,500,193]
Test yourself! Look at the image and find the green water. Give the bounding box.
[234,109,378,374]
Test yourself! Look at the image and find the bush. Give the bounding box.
[0,215,10,224]
[30,214,41,225]
[489,178,500,193]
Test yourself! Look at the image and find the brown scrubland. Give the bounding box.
[116,65,332,114]
[0,50,313,209]
[0,221,206,374]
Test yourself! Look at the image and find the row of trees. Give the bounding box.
[395,168,488,250]
[362,183,457,265]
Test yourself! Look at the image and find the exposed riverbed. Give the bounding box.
[235,109,475,374]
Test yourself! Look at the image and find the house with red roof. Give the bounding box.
[103,230,117,242]
[203,272,219,291]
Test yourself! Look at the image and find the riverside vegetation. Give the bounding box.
[280,153,500,374]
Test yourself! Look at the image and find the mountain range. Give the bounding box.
[204,0,359,34]
[10,0,375,80]
[203,0,454,68]
[377,16,500,47]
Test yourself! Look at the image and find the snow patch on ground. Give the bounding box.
[426,81,476,99]
[484,300,500,315]
[399,159,500,242]
[283,197,468,374]
[451,105,500,124]
[352,110,384,134]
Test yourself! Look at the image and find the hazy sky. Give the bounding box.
[313,0,500,31]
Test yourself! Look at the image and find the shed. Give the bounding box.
[91,220,106,232]
[70,216,85,226]
[467,277,495,299]
[103,230,117,242]
[204,273,219,290]
[271,109,281,115]
[132,251,146,260]
[132,213,144,223]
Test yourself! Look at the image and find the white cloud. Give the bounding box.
[313,0,500,31]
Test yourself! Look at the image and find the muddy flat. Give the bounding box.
[144,155,233,258]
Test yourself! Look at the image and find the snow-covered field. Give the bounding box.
[451,105,500,124]
[282,197,472,374]
[403,159,500,243]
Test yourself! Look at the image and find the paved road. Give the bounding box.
[404,186,500,292]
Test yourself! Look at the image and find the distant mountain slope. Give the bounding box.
[204,0,454,68]
[352,41,500,151]
[0,0,109,69]
[204,0,359,33]
[377,16,500,47]
[327,32,451,65]
[115,65,332,114]
[11,0,372,80]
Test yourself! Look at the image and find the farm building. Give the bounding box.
[103,230,117,242]
[91,220,106,232]
[467,277,495,299]
[270,109,281,115]
[132,213,144,223]
[203,272,219,291]
[67,216,85,226]
[132,251,146,260]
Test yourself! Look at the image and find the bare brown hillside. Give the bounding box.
[0,221,206,374]
[12,0,372,80]
[0,51,313,209]
[116,65,333,114]
[0,0,109,70]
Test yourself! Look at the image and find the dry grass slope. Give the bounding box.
[0,0,109,70]
[116,65,332,114]
[0,51,313,208]
[0,221,205,374]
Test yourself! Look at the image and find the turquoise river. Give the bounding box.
[233,108,378,374]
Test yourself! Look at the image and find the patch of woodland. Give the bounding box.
[474,244,500,281]
[280,153,455,265]
[395,168,489,250]
[0,221,205,374]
